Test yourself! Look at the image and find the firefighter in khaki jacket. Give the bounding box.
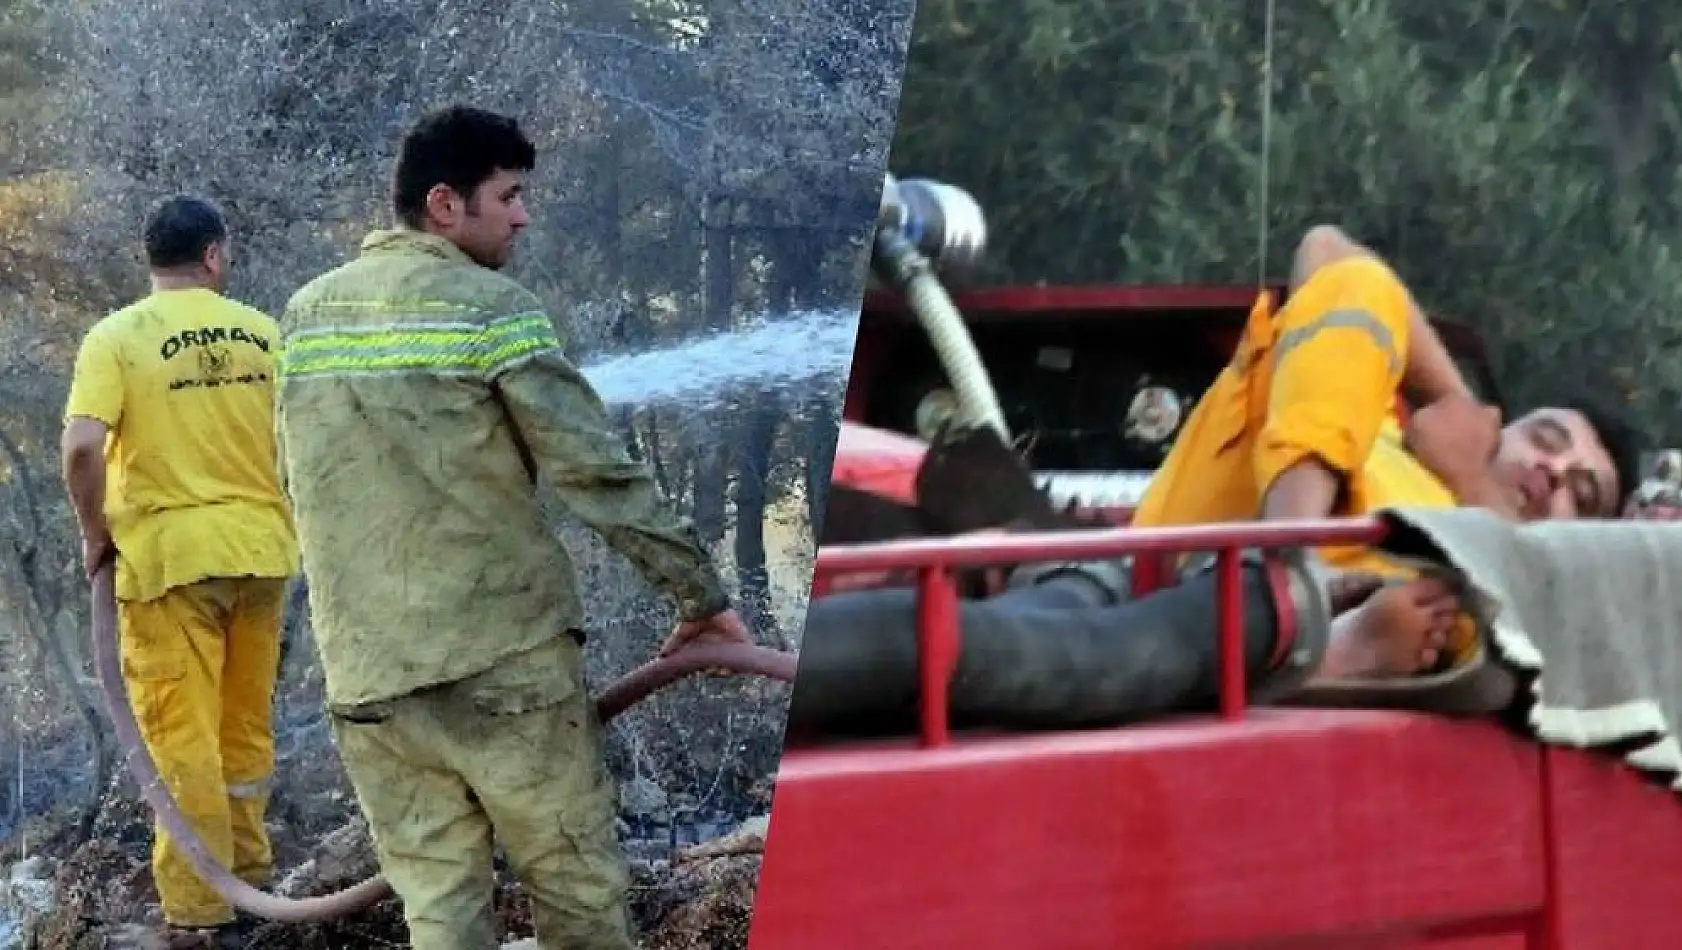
[276,105,750,950]
[61,196,300,949]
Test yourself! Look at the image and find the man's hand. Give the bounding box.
[81,528,115,580]
[660,608,753,658]
[1404,393,1520,516]
[1405,394,1503,487]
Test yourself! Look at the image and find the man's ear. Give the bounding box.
[423,184,461,225]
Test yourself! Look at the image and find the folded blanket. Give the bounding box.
[1368,506,1682,792]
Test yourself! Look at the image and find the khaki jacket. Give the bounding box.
[277,229,727,708]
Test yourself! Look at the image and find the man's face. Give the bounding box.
[426,168,530,269]
[1492,408,1619,520]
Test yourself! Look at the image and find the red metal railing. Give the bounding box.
[811,516,1391,747]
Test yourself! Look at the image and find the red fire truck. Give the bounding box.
[748,251,1682,948]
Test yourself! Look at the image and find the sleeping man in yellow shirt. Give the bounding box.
[1132,224,1644,682]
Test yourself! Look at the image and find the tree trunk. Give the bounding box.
[0,428,113,819]
[704,194,735,331]
[803,395,841,539]
[731,400,781,644]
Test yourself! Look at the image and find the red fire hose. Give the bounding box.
[87,564,800,923]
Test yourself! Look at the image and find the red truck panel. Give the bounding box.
[831,421,927,505]
[799,284,1675,948]
[1546,748,1682,948]
[753,711,1547,950]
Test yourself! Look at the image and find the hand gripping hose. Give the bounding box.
[87,564,798,923]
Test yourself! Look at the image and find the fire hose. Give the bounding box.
[786,553,1332,738]
[874,175,1010,443]
[88,564,799,923]
[70,177,1001,923]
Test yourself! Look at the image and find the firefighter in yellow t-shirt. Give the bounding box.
[1133,224,1638,679]
[60,196,299,948]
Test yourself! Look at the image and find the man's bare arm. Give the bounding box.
[1261,396,1523,523]
[1398,298,1474,407]
[1300,228,1513,518]
[1403,395,1522,520]
[1439,476,1521,520]
[1260,460,1343,521]
[1250,225,1399,523]
[61,417,114,570]
[1251,227,1478,526]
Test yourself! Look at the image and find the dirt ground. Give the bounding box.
[12,794,770,949]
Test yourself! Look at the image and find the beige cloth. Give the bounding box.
[1300,506,1682,795]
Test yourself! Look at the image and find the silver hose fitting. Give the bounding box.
[879,174,988,277]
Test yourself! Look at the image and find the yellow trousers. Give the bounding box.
[119,575,287,927]
[330,634,635,950]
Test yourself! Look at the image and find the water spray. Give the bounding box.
[73,170,1000,927]
[872,174,1010,443]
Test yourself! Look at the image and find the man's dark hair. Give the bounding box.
[393,105,536,228]
[143,195,226,269]
[1559,394,1646,513]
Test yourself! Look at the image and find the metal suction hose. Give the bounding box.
[88,564,797,923]
[874,175,1010,443]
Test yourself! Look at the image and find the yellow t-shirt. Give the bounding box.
[1135,255,1422,529]
[1322,416,1458,571]
[1133,257,1475,664]
[64,287,299,603]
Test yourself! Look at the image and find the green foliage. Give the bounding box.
[893,0,1682,441]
